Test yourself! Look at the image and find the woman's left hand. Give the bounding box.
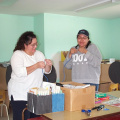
[45,59,52,66]
[44,59,52,73]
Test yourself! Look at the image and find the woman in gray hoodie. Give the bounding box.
[64,29,102,91]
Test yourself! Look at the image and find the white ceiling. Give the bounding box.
[0,0,120,19]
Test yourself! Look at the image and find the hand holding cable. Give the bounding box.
[42,59,52,82]
[44,59,52,73]
[26,59,52,75]
[69,48,78,58]
[37,61,46,69]
[26,61,45,75]
[37,59,52,71]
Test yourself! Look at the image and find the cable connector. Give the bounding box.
[81,109,91,116]
[92,105,105,111]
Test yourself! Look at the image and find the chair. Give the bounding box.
[108,61,120,91]
[108,61,120,84]
[0,89,9,120]
[6,65,12,85]
[43,65,57,83]
[22,105,27,120]
[109,83,119,92]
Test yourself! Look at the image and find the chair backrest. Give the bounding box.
[0,90,5,103]
[43,65,57,83]
[6,65,12,85]
[108,61,120,83]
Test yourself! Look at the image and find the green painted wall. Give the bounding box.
[34,14,44,53]
[0,14,34,62]
[110,18,120,59]
[0,13,120,81]
[44,13,111,59]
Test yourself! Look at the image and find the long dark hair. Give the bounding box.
[86,41,91,48]
[14,31,36,52]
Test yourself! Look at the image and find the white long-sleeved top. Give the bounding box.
[8,50,47,101]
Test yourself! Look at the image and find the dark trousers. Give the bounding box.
[10,96,40,120]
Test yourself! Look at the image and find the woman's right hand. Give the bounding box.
[69,48,78,58]
[37,61,45,69]
[27,61,46,75]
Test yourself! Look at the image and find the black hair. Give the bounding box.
[86,41,91,48]
[14,31,36,52]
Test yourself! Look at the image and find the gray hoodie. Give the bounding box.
[63,43,102,84]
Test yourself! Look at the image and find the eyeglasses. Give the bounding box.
[77,37,88,40]
[30,43,38,47]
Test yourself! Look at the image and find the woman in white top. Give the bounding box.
[8,31,52,120]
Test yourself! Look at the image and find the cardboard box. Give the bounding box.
[100,64,111,82]
[99,81,111,92]
[0,66,10,116]
[61,82,95,111]
[0,66,7,90]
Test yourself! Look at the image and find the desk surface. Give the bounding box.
[44,91,120,120]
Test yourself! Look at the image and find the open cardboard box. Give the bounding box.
[60,82,95,111]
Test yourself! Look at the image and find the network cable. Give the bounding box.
[42,68,48,82]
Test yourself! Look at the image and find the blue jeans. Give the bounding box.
[83,83,99,91]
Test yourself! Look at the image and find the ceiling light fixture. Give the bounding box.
[112,0,120,2]
[74,0,111,12]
